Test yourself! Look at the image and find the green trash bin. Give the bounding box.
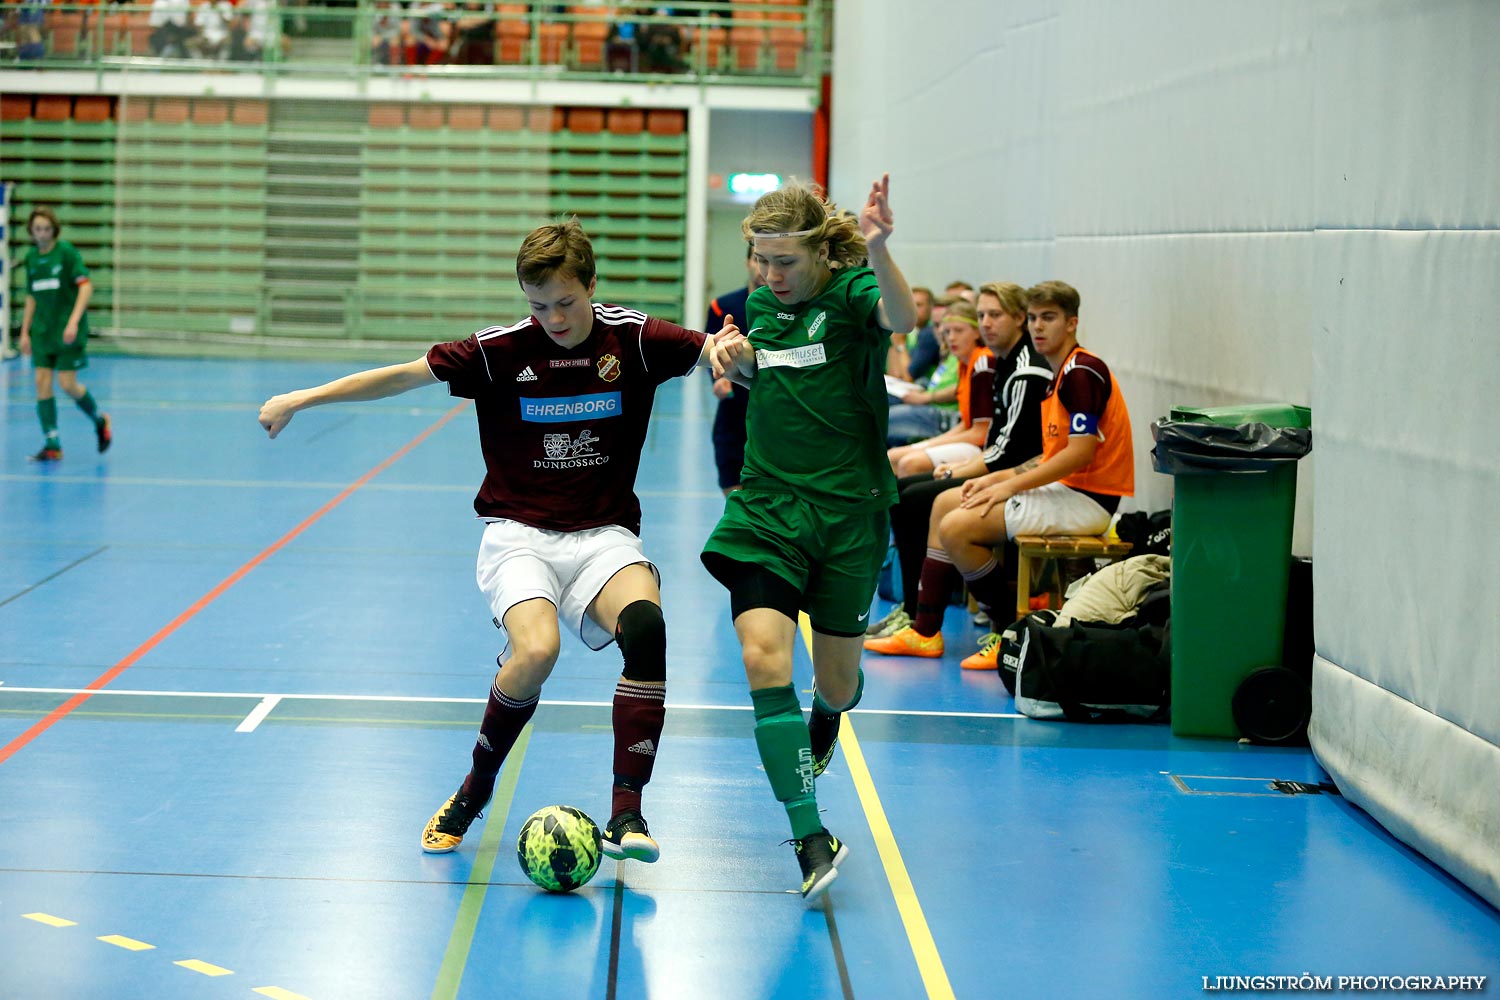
[1152,403,1312,739]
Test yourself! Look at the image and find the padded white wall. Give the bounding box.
[831,0,1499,907]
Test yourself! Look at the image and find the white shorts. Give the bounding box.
[924,441,982,467]
[1002,482,1113,539]
[476,519,660,651]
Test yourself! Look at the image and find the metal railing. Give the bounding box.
[1,0,827,87]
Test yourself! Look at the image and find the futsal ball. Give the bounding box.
[517,805,603,893]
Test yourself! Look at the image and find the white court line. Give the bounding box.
[235,695,282,733]
[0,686,1023,719]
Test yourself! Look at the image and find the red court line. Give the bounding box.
[0,401,472,767]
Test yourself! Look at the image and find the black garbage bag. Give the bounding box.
[1150,420,1312,475]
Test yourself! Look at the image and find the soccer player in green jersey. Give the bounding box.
[18,207,113,462]
[701,175,918,900]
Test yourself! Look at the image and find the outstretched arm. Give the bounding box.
[861,174,918,335]
[258,357,438,439]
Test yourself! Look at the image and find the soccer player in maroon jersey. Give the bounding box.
[259,220,738,862]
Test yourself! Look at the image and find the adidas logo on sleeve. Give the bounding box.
[516,366,538,382]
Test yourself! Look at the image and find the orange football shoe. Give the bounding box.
[863,626,944,658]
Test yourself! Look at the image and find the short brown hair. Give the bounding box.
[28,206,61,237]
[1026,280,1080,317]
[978,281,1027,320]
[516,218,596,288]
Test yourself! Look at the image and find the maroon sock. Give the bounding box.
[610,677,665,817]
[961,556,1007,616]
[912,549,959,636]
[461,680,538,801]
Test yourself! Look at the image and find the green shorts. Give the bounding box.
[702,488,889,635]
[33,343,88,371]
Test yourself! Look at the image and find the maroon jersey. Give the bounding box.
[426,303,706,534]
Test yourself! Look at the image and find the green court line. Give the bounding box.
[430,725,531,1000]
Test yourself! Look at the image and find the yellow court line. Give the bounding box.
[22,912,77,927]
[98,934,155,951]
[175,958,234,976]
[254,988,313,1000]
[798,613,956,1000]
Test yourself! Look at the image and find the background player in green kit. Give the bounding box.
[701,175,918,901]
[18,207,113,462]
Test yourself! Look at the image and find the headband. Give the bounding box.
[751,228,819,240]
[946,314,980,328]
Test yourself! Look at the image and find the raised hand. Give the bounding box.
[859,173,894,250]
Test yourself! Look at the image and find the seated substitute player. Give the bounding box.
[705,175,918,901]
[931,280,1134,625]
[258,219,737,863]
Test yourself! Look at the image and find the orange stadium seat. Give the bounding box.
[691,26,727,71]
[568,108,605,134]
[408,105,445,129]
[646,109,685,136]
[488,105,525,131]
[153,98,190,123]
[448,105,484,130]
[769,26,803,73]
[2,95,35,121]
[192,99,229,125]
[368,104,405,128]
[538,22,568,64]
[729,25,765,72]
[35,96,72,121]
[494,3,529,63]
[607,108,644,135]
[528,106,564,132]
[570,6,610,70]
[232,100,269,126]
[120,97,150,122]
[73,96,113,122]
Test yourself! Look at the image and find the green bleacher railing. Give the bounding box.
[1,1,828,87]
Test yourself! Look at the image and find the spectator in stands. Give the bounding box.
[148,0,194,57]
[885,285,941,384]
[637,7,687,72]
[945,279,975,303]
[410,0,450,64]
[229,0,271,61]
[885,301,993,478]
[866,281,1134,662]
[371,1,408,64]
[449,1,495,64]
[15,0,49,61]
[18,207,114,463]
[864,281,1050,646]
[191,0,237,59]
[705,246,764,495]
[605,6,639,72]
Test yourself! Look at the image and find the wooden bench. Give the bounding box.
[1013,534,1133,620]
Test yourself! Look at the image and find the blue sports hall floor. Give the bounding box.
[2,354,1496,1000]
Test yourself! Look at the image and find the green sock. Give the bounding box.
[75,390,100,423]
[751,684,822,840]
[38,398,59,442]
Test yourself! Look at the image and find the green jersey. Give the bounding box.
[741,266,898,511]
[24,240,91,350]
[926,354,960,410]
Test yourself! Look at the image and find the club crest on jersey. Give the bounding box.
[535,429,608,469]
[597,354,621,382]
[807,310,827,341]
